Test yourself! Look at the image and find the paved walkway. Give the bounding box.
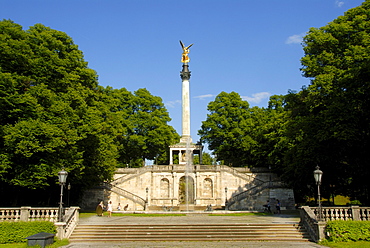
[62,211,328,248]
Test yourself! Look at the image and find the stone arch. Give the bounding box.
[203,178,213,197]
[178,176,194,204]
[160,178,170,198]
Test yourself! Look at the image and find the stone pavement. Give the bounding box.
[61,211,328,248]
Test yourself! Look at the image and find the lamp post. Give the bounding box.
[145,187,149,210]
[225,187,228,210]
[314,166,323,221]
[67,183,71,207]
[58,168,68,222]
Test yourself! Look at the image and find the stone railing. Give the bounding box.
[0,206,80,239]
[112,166,153,185]
[300,206,326,242]
[220,165,264,184]
[0,207,59,222]
[311,206,370,221]
[0,207,22,222]
[55,207,80,239]
[300,206,370,242]
[103,183,146,207]
[227,181,284,209]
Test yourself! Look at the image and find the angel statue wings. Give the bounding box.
[180,40,193,63]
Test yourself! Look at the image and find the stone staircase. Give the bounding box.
[69,223,312,242]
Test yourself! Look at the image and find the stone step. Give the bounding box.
[69,223,311,242]
[72,233,308,238]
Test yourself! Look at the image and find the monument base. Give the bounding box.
[179,204,195,211]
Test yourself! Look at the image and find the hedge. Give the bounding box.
[326,220,370,242]
[0,221,56,244]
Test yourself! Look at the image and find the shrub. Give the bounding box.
[326,220,370,242]
[0,221,56,244]
[347,200,362,206]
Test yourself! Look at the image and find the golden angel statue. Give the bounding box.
[180,40,193,63]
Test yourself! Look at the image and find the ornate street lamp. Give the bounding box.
[225,187,228,210]
[58,168,68,222]
[67,183,71,207]
[145,187,149,210]
[314,166,323,221]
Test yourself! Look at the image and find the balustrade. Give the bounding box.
[55,207,80,239]
[311,206,370,221]
[0,208,21,221]
[0,206,80,239]
[359,208,369,220]
[29,208,59,222]
[300,205,370,243]
[227,181,284,208]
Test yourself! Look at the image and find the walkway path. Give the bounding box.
[61,211,327,248]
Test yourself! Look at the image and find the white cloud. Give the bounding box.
[336,0,345,7]
[194,94,215,100]
[165,100,181,108]
[241,92,271,104]
[285,33,304,44]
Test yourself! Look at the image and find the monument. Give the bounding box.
[169,41,203,165]
[79,41,295,212]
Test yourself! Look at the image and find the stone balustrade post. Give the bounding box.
[315,221,327,242]
[55,222,66,239]
[20,206,31,221]
[73,207,80,223]
[351,205,360,220]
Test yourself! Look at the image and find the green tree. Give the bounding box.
[249,95,288,169]
[283,1,370,204]
[199,92,288,168]
[127,88,179,167]
[193,152,216,165]
[198,91,255,166]
[101,87,179,167]
[94,86,134,168]
[0,20,115,202]
[0,20,180,206]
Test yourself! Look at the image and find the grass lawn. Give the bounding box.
[320,241,370,248]
[209,212,273,216]
[79,212,186,218]
[111,213,186,217]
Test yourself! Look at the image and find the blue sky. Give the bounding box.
[0,0,365,146]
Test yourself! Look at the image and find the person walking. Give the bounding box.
[96,201,105,216]
[264,200,271,213]
[276,199,281,214]
[107,201,113,217]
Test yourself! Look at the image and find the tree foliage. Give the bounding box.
[198,92,252,166]
[198,92,287,167]
[0,20,103,191]
[193,152,216,165]
[0,20,178,205]
[281,1,370,204]
[103,87,179,167]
